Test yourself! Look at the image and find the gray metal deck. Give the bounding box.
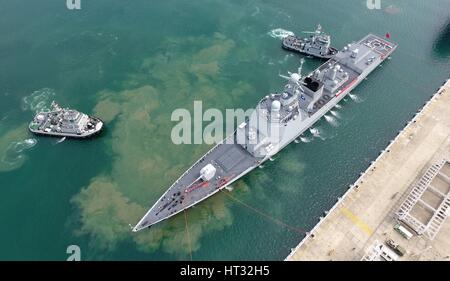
[134,134,260,230]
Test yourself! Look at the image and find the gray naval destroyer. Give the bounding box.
[282,24,338,59]
[29,101,103,138]
[133,34,397,231]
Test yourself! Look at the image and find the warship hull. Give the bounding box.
[133,34,397,231]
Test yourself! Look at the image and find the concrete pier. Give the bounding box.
[287,79,450,261]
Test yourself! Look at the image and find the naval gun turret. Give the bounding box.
[282,24,338,59]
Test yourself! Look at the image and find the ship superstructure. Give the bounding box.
[133,34,397,231]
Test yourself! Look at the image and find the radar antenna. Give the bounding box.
[278,72,291,80]
[302,24,323,35]
[279,72,306,88]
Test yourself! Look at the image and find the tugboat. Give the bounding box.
[29,101,103,138]
[282,24,338,59]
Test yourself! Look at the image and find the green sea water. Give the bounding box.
[0,0,449,260]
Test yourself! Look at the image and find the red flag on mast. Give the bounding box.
[385,32,391,39]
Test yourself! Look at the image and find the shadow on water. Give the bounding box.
[432,20,450,59]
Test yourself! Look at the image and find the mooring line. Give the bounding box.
[184,210,193,261]
[221,190,307,234]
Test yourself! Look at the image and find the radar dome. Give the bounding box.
[271,100,281,112]
[36,114,45,121]
[290,73,301,82]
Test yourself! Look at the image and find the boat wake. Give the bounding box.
[330,110,341,119]
[324,114,339,127]
[309,127,327,140]
[1,138,37,171]
[309,127,320,137]
[251,6,260,17]
[295,133,314,143]
[300,136,313,143]
[349,93,363,103]
[22,88,56,113]
[268,28,294,40]
[12,139,37,153]
[54,136,66,145]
